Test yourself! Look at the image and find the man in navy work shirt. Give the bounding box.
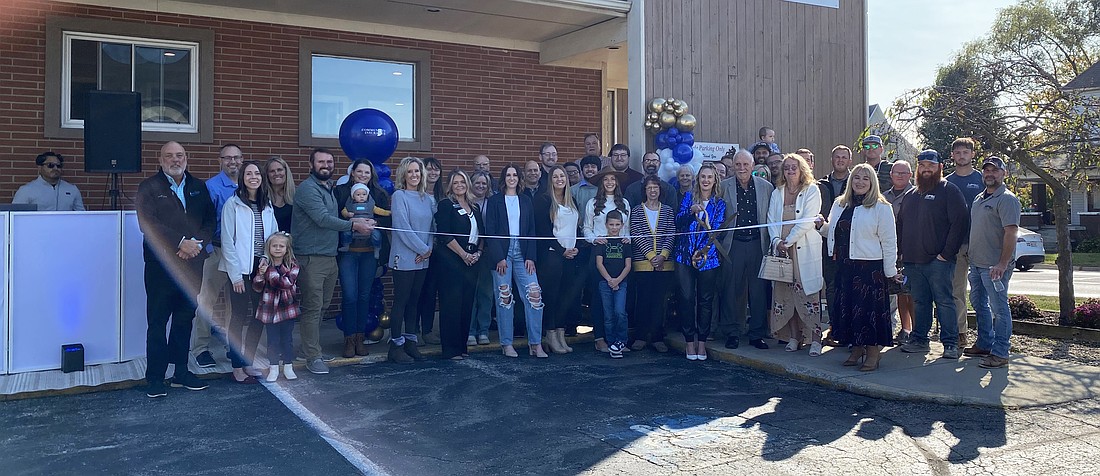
[945,137,985,347]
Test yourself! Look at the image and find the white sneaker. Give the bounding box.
[283,363,298,380]
[467,335,477,346]
[266,365,280,382]
[478,334,491,345]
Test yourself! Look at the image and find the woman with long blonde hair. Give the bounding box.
[534,165,582,353]
[767,154,825,356]
[386,156,436,363]
[673,163,725,361]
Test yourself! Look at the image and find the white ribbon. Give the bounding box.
[372,217,816,241]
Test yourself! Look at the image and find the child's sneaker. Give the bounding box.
[609,342,624,359]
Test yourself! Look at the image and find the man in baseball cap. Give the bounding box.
[861,135,892,192]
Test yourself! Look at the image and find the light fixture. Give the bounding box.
[608,46,620,50]
[395,103,405,106]
[164,51,177,57]
[392,71,403,76]
[426,7,441,13]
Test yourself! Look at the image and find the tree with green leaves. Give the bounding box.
[916,43,1002,160]
[893,0,1100,323]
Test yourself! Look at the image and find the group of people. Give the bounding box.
[126,129,1020,399]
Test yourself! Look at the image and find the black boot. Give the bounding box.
[403,340,426,361]
[387,342,413,363]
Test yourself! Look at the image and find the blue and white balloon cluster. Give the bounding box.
[339,108,400,193]
[645,97,703,181]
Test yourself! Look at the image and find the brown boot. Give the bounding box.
[354,333,370,356]
[860,346,882,372]
[342,335,356,358]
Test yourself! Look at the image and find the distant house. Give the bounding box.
[867,103,920,163]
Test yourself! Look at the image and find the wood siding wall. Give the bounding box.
[644,0,866,174]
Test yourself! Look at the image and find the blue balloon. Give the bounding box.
[668,127,681,137]
[339,108,399,162]
[667,133,681,146]
[378,178,395,194]
[655,132,670,149]
[673,143,694,164]
[375,163,392,180]
[680,131,695,147]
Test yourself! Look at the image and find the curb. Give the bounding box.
[1033,263,1100,272]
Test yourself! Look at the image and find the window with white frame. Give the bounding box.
[62,32,199,133]
[310,55,415,140]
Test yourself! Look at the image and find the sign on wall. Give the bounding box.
[785,0,840,8]
[693,142,739,163]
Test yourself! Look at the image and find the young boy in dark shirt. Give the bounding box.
[596,210,632,359]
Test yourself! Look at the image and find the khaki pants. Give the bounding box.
[951,243,970,333]
[297,255,339,361]
[192,247,231,354]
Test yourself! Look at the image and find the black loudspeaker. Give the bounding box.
[84,91,142,173]
[62,343,85,373]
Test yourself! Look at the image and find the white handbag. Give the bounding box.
[758,244,794,283]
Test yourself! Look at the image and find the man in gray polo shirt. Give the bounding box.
[13,152,85,211]
[292,147,375,374]
[964,156,1020,369]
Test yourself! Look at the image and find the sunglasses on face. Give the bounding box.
[44,162,63,169]
[862,143,881,150]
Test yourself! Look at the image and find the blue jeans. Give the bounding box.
[904,259,958,347]
[969,265,1013,358]
[337,251,378,337]
[493,239,544,346]
[469,268,494,337]
[599,280,628,345]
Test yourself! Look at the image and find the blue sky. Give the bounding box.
[867,0,1017,107]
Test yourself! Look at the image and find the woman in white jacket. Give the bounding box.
[221,161,278,383]
[767,154,824,356]
[824,163,901,371]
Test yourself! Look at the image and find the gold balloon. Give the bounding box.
[673,107,685,117]
[649,122,663,133]
[647,112,659,122]
[676,114,697,132]
[378,311,391,327]
[659,112,677,128]
[644,121,653,129]
[676,99,688,112]
[649,98,665,114]
[664,101,676,113]
[368,326,386,341]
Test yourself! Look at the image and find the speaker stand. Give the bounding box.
[109,173,121,210]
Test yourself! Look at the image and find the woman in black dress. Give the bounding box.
[434,170,485,360]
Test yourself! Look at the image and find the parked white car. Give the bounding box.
[1015,228,1045,271]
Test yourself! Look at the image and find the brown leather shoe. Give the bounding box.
[354,333,370,356]
[963,346,991,356]
[342,335,357,358]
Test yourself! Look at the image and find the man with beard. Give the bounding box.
[717,150,774,349]
[537,142,558,189]
[884,160,916,344]
[609,144,644,188]
[571,155,603,214]
[137,141,216,397]
[965,156,1021,369]
[191,144,242,368]
[292,147,376,374]
[945,137,985,346]
[750,142,772,165]
[765,152,784,184]
[897,150,969,360]
[625,151,678,209]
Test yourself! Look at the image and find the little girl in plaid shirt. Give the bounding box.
[252,232,301,382]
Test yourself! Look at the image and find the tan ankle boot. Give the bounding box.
[354,333,369,356]
[557,329,574,353]
[546,330,568,354]
[342,335,356,358]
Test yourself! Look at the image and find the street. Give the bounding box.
[3,350,1099,475]
[1009,267,1100,298]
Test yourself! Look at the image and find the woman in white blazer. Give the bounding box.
[767,154,825,356]
[220,161,278,383]
[823,163,900,371]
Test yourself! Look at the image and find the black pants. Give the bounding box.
[227,263,263,368]
[718,239,771,341]
[391,269,428,341]
[584,248,604,339]
[417,259,440,334]
[632,270,672,343]
[676,263,720,342]
[821,251,838,326]
[144,263,200,383]
[537,248,586,330]
[438,252,478,358]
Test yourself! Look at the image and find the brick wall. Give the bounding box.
[0,0,603,208]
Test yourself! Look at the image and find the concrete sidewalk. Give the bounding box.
[667,335,1100,409]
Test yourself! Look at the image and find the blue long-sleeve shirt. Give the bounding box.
[674,191,726,271]
[205,171,237,246]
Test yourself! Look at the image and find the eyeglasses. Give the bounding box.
[44,162,63,169]
[611,153,629,158]
[862,143,881,150]
[782,165,800,171]
[219,155,243,161]
[890,171,912,176]
[540,153,558,158]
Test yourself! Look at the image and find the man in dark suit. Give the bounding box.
[717,149,774,349]
[136,141,216,398]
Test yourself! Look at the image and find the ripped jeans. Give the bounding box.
[493,239,544,346]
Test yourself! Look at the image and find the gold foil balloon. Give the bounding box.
[676,114,697,132]
[676,99,688,112]
[673,107,685,117]
[649,122,663,133]
[644,120,653,129]
[368,326,386,341]
[647,112,659,122]
[659,112,677,128]
[378,311,391,327]
[664,98,676,112]
[649,98,665,114]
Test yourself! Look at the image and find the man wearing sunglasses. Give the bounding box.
[860,135,893,193]
[12,151,85,211]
